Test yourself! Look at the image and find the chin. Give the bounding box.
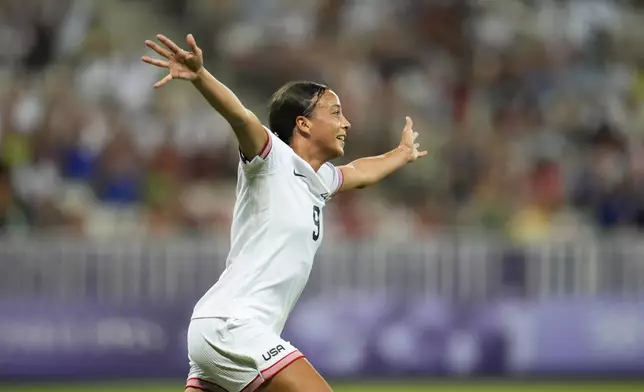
[332,144,345,158]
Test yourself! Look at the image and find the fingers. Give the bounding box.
[157,34,183,54]
[404,116,414,131]
[145,40,172,59]
[154,74,173,89]
[412,143,428,159]
[186,34,200,54]
[402,117,426,159]
[141,56,169,68]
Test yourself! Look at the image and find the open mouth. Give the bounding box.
[336,135,346,142]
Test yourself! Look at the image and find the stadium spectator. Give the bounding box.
[2,0,644,243]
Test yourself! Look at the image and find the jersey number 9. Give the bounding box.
[312,206,320,241]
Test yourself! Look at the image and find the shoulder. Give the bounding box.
[265,128,293,157]
[239,127,294,175]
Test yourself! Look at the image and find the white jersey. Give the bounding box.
[191,129,344,333]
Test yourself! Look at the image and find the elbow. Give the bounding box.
[357,175,376,189]
[346,165,376,190]
[342,164,379,190]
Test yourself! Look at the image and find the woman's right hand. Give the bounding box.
[142,34,204,88]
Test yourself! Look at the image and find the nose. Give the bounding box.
[342,117,351,132]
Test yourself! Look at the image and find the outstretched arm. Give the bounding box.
[337,117,427,191]
[142,34,267,160]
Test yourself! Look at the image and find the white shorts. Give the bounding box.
[186,317,304,392]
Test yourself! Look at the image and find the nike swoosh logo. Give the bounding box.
[293,170,307,178]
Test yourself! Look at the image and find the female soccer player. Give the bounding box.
[142,34,427,392]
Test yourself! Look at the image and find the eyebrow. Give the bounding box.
[330,104,341,110]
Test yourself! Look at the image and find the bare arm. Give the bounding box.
[191,68,267,158]
[338,117,427,191]
[143,34,267,159]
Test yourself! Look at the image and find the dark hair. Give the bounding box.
[268,81,328,145]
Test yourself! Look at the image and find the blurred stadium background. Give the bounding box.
[2,0,644,391]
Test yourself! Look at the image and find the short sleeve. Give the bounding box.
[318,162,344,196]
[239,128,286,175]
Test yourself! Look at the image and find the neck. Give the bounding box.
[290,136,326,172]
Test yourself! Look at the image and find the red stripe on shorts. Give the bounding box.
[241,350,305,392]
[186,377,229,392]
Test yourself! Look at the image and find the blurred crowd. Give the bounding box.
[3,0,644,243]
